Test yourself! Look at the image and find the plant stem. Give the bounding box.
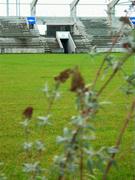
[80,148,84,180]
[92,58,106,89]
[92,24,124,90]
[47,82,60,115]
[58,127,81,180]
[58,51,133,180]
[97,52,133,97]
[102,99,135,180]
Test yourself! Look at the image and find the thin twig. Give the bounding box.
[58,127,81,180]
[80,148,84,180]
[92,58,106,89]
[102,99,135,180]
[92,24,125,89]
[97,52,133,97]
[46,82,60,114]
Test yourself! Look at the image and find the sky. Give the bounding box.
[0,0,134,34]
[0,0,132,17]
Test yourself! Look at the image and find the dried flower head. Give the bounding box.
[122,42,131,49]
[23,107,33,119]
[54,69,71,83]
[70,67,85,92]
[119,16,131,26]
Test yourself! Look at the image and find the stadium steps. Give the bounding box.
[72,34,91,53]
[46,38,60,53]
[91,35,121,48]
[79,17,121,49]
[39,38,52,53]
[0,37,45,52]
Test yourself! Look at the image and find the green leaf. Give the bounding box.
[87,158,94,174]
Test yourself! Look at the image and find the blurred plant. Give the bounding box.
[53,67,108,180]
[20,80,61,179]
[0,162,7,180]
[53,51,135,179]
[18,3,135,180]
[52,10,135,180]
[21,107,47,179]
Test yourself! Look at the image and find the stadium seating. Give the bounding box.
[0,17,39,37]
[0,17,47,53]
[0,16,122,53]
[79,17,121,50]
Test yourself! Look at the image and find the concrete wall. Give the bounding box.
[0,48,44,53]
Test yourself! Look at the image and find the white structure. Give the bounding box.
[56,31,76,53]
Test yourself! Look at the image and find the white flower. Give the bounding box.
[43,83,50,97]
[20,119,29,128]
[23,142,33,151]
[23,162,40,173]
[43,83,48,92]
[35,141,45,151]
[55,91,61,100]
[53,155,66,164]
[56,136,68,143]
[37,115,51,126]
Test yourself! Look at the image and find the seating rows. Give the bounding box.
[79,17,121,48]
[0,37,43,47]
[0,17,39,37]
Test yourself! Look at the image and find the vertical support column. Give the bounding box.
[107,4,116,29]
[112,7,116,24]
[31,0,38,16]
[70,0,80,23]
[18,0,20,16]
[107,0,120,29]
[70,6,77,22]
[16,0,20,16]
[31,6,36,16]
[7,0,9,16]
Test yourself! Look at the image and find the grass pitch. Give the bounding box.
[0,54,135,179]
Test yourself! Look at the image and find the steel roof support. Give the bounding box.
[31,0,38,16]
[6,0,9,16]
[107,0,120,18]
[107,0,120,28]
[70,0,80,22]
[16,0,20,16]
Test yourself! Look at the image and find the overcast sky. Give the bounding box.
[0,0,132,17]
[0,0,133,35]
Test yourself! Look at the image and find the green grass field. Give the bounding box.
[0,54,135,180]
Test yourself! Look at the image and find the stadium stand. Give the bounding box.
[79,17,121,51]
[0,17,39,37]
[0,16,122,53]
[0,17,46,53]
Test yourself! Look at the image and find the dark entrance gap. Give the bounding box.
[60,39,68,53]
